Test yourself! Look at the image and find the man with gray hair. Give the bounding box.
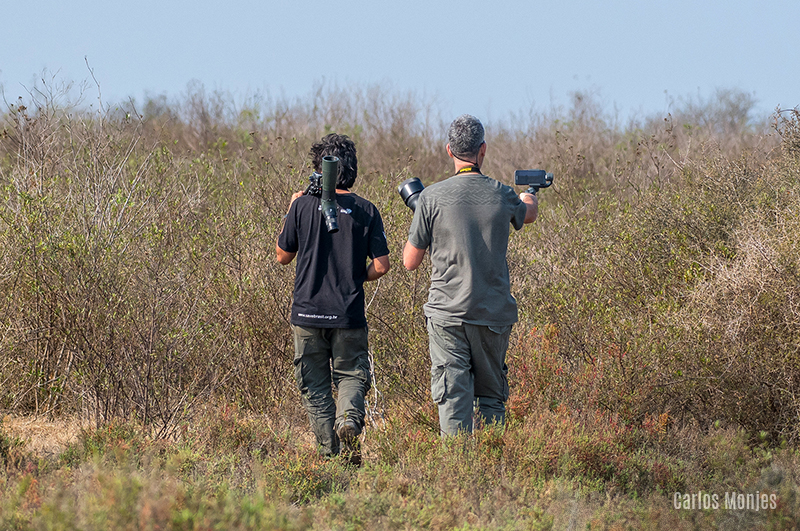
[402,114,537,435]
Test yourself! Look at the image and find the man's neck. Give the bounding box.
[453,161,480,175]
[452,152,482,175]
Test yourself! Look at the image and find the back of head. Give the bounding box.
[309,133,358,189]
[447,114,485,159]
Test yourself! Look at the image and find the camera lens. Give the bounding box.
[398,178,424,212]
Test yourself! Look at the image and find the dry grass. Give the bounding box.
[1,414,90,458]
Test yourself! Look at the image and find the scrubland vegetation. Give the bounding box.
[1,79,799,529]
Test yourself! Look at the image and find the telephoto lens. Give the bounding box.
[398,177,424,212]
[321,156,339,233]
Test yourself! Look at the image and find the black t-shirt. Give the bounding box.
[277,192,389,328]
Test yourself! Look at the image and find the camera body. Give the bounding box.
[304,172,324,197]
[514,170,553,195]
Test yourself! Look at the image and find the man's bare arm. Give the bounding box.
[403,241,427,271]
[276,244,296,265]
[366,255,390,281]
[520,193,538,224]
[275,190,305,265]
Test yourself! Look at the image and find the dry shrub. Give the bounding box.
[0,83,307,435]
[663,125,800,437]
[2,77,796,448]
[509,105,799,442]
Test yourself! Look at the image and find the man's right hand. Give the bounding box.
[288,190,304,212]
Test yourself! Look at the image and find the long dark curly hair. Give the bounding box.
[309,133,358,189]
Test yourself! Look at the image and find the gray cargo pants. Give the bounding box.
[427,318,511,436]
[293,326,371,456]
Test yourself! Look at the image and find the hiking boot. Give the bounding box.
[337,421,362,466]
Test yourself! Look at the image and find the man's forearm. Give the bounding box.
[276,191,304,264]
[276,243,296,265]
[366,255,390,281]
[403,241,426,271]
[521,193,538,224]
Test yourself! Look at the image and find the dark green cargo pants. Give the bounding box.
[293,326,371,456]
[426,318,511,436]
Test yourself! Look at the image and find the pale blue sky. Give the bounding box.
[2,0,798,123]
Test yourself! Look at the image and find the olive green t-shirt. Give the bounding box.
[407,173,528,326]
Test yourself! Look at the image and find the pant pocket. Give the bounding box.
[431,364,447,404]
[487,324,512,337]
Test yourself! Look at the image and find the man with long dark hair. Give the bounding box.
[277,133,390,463]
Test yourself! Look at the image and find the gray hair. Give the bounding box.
[447,114,485,158]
